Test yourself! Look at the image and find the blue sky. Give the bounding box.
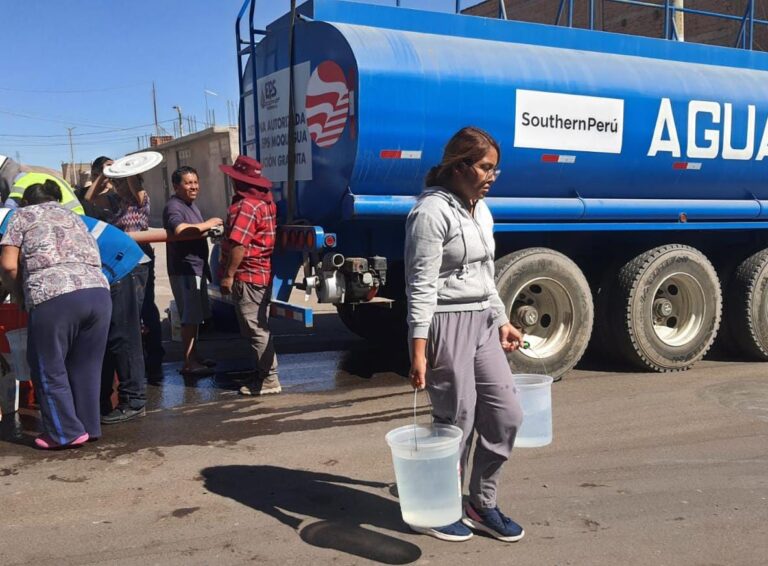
[0,0,482,171]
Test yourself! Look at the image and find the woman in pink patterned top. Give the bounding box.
[0,181,112,449]
[113,175,150,233]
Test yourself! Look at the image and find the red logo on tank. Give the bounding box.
[306,61,350,148]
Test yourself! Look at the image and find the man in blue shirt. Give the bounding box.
[162,166,223,377]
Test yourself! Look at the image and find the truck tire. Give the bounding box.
[611,244,721,372]
[495,248,593,381]
[721,249,768,360]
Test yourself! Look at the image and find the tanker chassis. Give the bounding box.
[229,0,768,379]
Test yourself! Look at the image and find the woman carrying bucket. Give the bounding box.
[404,127,525,542]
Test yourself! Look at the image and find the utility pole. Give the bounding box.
[673,0,684,40]
[67,127,76,185]
[152,81,160,136]
[173,105,184,137]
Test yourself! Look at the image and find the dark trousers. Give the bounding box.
[28,288,111,443]
[101,263,148,413]
[141,257,164,372]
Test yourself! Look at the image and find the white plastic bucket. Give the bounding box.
[168,300,181,342]
[5,328,30,381]
[385,423,463,528]
[513,374,554,448]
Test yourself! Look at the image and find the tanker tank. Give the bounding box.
[245,0,768,227]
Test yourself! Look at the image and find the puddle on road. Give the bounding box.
[0,344,411,459]
[150,346,409,410]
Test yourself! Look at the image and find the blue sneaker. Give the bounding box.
[410,520,473,542]
[462,503,525,542]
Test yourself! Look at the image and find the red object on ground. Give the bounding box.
[0,304,28,353]
[0,304,33,408]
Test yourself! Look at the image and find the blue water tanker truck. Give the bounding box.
[231,0,768,378]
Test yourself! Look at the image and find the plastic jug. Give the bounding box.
[513,374,554,448]
[385,423,463,528]
[5,328,30,381]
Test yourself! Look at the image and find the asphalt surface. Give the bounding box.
[1,309,767,566]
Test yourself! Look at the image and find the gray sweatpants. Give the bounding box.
[232,281,278,382]
[426,308,523,510]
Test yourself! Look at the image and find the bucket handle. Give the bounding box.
[522,341,549,377]
[412,388,419,451]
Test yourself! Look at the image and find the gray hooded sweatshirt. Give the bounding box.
[405,187,509,340]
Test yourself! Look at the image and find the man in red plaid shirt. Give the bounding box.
[218,155,280,395]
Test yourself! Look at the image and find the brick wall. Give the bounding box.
[465,1,768,50]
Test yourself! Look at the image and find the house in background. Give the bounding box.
[135,126,240,226]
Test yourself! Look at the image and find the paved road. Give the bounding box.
[1,314,767,565]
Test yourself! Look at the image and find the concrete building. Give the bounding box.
[464,1,768,50]
[60,162,91,187]
[135,126,240,226]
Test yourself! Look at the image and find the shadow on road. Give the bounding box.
[201,465,421,564]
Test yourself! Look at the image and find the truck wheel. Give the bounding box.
[611,245,721,371]
[495,248,593,381]
[721,249,768,360]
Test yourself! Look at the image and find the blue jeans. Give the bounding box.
[100,264,148,412]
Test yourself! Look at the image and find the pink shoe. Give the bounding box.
[34,432,89,450]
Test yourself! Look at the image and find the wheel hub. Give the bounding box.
[515,305,539,327]
[653,298,674,319]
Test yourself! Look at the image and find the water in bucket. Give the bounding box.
[513,374,554,448]
[385,423,463,528]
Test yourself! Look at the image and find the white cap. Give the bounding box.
[0,155,7,169]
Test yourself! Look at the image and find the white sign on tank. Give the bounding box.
[257,61,313,182]
[514,90,625,154]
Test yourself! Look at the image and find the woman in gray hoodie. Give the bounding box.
[405,127,525,543]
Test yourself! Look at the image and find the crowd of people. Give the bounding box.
[1,127,527,542]
[0,152,281,449]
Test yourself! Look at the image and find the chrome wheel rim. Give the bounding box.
[651,272,706,347]
[511,277,574,359]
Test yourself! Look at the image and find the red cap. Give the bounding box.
[219,155,272,189]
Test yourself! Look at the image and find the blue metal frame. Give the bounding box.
[581,0,765,49]
[235,0,268,158]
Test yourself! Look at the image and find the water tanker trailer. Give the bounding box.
[231,0,768,378]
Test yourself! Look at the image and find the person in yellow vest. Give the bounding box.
[5,169,85,215]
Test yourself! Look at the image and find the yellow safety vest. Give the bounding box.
[9,172,85,215]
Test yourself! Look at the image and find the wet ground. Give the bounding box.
[2,308,767,565]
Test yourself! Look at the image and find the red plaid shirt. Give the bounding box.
[220,198,276,286]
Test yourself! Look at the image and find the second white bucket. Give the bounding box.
[513,374,554,448]
[385,423,463,528]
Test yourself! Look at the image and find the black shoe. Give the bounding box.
[101,406,146,425]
